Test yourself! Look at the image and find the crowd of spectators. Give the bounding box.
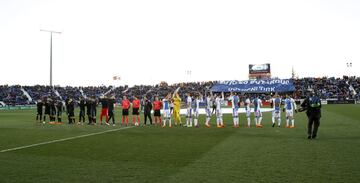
[1,77,359,106]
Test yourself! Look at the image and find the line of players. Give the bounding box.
[181,92,297,128]
[36,91,298,128]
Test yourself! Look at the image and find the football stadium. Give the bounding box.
[1,1,360,183]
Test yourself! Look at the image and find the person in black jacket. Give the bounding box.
[43,98,51,123]
[66,98,75,124]
[300,90,322,139]
[56,100,63,122]
[78,97,86,124]
[143,96,152,126]
[107,96,116,126]
[86,98,92,124]
[36,99,44,123]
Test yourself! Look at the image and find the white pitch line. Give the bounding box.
[0,126,134,153]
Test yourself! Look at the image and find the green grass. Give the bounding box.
[0,105,360,183]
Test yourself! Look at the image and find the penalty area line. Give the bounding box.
[0,126,134,153]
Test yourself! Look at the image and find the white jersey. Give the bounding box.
[253,98,262,117]
[186,96,192,109]
[215,96,223,111]
[206,97,212,109]
[284,97,297,117]
[284,98,297,111]
[186,96,192,117]
[245,98,251,111]
[162,98,170,118]
[245,98,251,117]
[205,96,212,117]
[228,95,240,109]
[194,98,202,111]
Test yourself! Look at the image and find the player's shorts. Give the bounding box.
[272,109,281,118]
[186,108,192,118]
[245,108,251,118]
[101,108,108,116]
[163,109,170,118]
[122,109,129,116]
[232,108,238,117]
[286,110,294,117]
[79,110,85,116]
[194,109,199,118]
[216,109,222,118]
[68,111,75,117]
[132,108,139,115]
[154,110,161,117]
[254,110,262,117]
[45,109,50,115]
[205,108,211,118]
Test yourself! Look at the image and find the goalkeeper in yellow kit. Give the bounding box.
[172,90,182,126]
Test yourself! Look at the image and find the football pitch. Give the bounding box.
[0,105,359,183]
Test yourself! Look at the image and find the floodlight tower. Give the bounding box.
[40,29,61,87]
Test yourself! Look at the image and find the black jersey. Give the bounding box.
[37,102,43,113]
[44,102,51,115]
[86,100,92,115]
[108,98,115,111]
[57,102,63,112]
[100,98,109,108]
[79,100,86,111]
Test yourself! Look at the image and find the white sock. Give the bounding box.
[189,118,192,126]
[220,118,223,126]
[186,118,189,126]
[194,119,198,126]
[217,118,220,126]
[247,118,251,126]
[286,119,289,126]
[206,117,210,125]
[292,119,295,126]
[278,118,281,126]
[169,118,172,126]
[233,118,236,126]
[272,116,275,124]
[254,118,258,125]
[258,117,262,125]
[163,119,166,126]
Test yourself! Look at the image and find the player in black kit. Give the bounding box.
[78,97,86,124]
[36,99,44,123]
[66,98,75,124]
[43,98,51,123]
[107,96,116,126]
[56,100,63,122]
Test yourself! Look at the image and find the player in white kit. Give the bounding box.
[244,95,252,128]
[271,93,282,127]
[283,94,297,128]
[162,93,172,127]
[215,92,225,128]
[253,95,263,128]
[193,93,203,128]
[204,92,213,128]
[228,92,240,128]
[185,93,193,127]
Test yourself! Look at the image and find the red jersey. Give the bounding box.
[132,99,140,109]
[122,99,130,109]
[153,100,162,110]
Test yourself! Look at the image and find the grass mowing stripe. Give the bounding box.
[0,126,134,153]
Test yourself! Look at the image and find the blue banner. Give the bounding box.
[211,79,295,93]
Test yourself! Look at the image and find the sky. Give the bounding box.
[0,0,359,87]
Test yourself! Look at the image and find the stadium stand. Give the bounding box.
[0,77,359,106]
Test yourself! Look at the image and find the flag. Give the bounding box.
[113,76,121,80]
